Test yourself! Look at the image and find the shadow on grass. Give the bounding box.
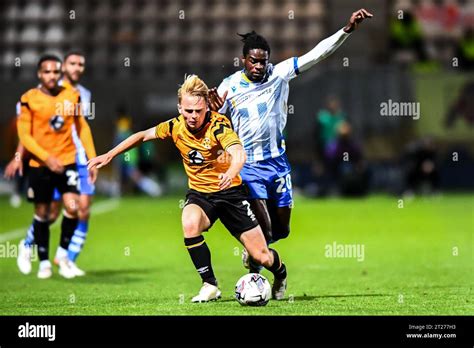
[70,268,157,284]
[217,293,390,303]
[294,293,390,301]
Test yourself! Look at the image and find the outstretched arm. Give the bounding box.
[87,127,157,170]
[297,8,373,73]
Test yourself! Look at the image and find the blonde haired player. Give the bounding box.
[88,75,287,302]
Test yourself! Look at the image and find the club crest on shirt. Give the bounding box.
[202,138,211,149]
[188,149,204,165]
[49,115,65,131]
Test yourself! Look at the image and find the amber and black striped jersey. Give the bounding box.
[155,111,242,193]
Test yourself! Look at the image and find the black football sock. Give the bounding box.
[33,217,50,261]
[60,214,78,250]
[185,236,217,286]
[265,248,287,280]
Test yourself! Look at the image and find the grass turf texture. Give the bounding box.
[0,194,472,315]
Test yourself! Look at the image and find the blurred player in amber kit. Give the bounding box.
[16,54,97,279]
[10,52,96,277]
[89,75,287,301]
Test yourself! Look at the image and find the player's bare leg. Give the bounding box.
[268,205,292,242]
[241,199,272,272]
[239,226,287,300]
[182,204,221,302]
[250,199,273,242]
[48,200,61,223]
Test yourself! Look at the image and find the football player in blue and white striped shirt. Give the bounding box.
[209,9,373,280]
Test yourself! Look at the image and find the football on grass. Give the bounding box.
[235,273,271,306]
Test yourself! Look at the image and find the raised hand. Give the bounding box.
[208,88,228,112]
[344,9,373,33]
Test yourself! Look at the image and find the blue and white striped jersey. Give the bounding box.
[217,28,351,163]
[59,80,92,166]
[217,57,299,163]
[71,83,92,166]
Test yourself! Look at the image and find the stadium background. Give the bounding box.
[1,0,473,194]
[0,0,472,316]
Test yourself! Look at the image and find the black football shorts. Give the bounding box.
[27,164,79,203]
[184,185,259,238]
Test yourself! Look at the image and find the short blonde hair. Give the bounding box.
[178,74,209,104]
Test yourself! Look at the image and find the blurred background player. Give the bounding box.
[113,106,163,197]
[209,9,373,272]
[51,50,97,273]
[16,54,97,279]
[88,75,288,301]
[3,104,30,207]
[13,51,97,277]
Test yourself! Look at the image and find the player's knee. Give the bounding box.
[182,219,202,238]
[63,201,78,218]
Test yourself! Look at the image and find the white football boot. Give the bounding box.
[191,282,222,303]
[17,239,33,275]
[68,261,86,277]
[53,246,68,266]
[272,277,287,300]
[58,259,76,279]
[37,260,52,279]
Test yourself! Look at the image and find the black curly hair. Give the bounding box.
[238,31,271,57]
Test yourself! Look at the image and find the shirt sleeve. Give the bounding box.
[17,93,50,162]
[273,57,300,82]
[212,116,241,151]
[155,118,176,140]
[296,28,351,74]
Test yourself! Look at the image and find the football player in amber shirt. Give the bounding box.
[16,54,97,279]
[10,51,97,278]
[88,75,287,302]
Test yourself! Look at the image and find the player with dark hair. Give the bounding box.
[88,75,288,302]
[15,54,97,279]
[51,50,96,274]
[13,51,96,277]
[209,9,373,275]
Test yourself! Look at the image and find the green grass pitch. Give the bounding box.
[0,194,472,315]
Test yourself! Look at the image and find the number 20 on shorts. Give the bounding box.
[275,174,292,193]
